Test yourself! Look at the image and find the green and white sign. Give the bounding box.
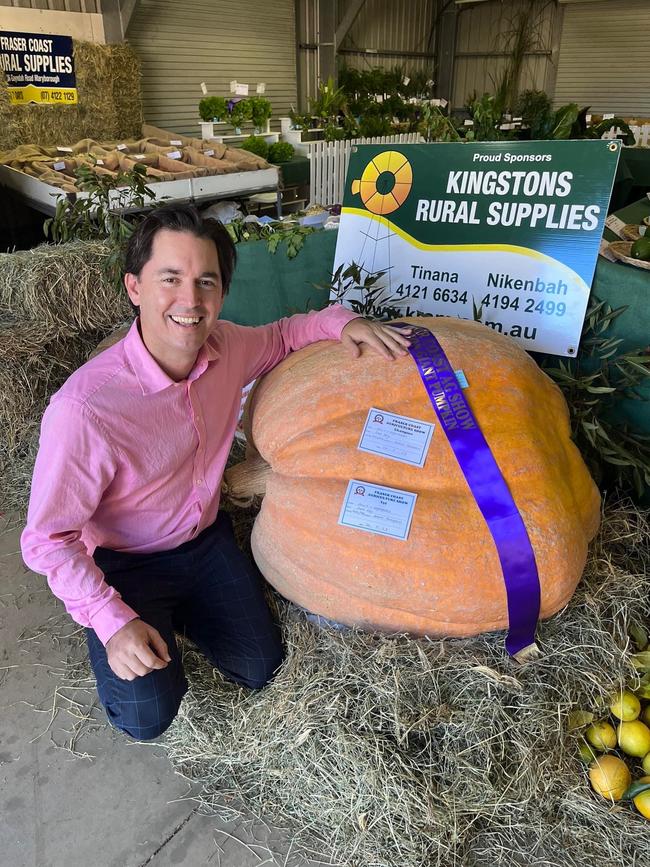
[332,140,620,356]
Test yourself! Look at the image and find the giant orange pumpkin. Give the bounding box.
[225,316,600,638]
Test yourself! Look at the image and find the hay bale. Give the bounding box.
[0,42,143,151]
[0,237,131,515]
[160,501,650,867]
[0,241,132,334]
[0,318,105,516]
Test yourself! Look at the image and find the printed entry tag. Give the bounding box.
[338,479,417,541]
[358,408,434,468]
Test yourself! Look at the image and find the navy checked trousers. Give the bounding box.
[86,511,284,740]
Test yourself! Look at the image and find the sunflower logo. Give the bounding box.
[350,150,413,216]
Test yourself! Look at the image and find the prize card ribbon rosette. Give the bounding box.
[392,322,541,660]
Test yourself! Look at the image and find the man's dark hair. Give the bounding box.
[125,204,237,295]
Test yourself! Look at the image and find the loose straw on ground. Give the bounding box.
[156,499,650,867]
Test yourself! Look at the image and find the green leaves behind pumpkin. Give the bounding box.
[541,296,650,499]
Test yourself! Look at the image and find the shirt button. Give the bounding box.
[195,478,203,486]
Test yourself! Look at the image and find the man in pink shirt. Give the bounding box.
[21,204,411,740]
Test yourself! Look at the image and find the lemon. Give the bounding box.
[642,752,650,774]
[642,705,650,726]
[588,755,632,800]
[632,775,650,820]
[586,720,617,751]
[610,690,641,721]
[617,720,650,757]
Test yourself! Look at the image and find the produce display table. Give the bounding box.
[603,195,650,241]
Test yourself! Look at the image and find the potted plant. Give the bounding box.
[228,98,252,135]
[198,96,227,138]
[249,96,273,134]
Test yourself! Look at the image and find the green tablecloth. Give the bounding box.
[221,229,336,326]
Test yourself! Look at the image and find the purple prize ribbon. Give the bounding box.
[392,322,540,658]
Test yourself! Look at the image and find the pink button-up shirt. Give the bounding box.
[21,305,358,645]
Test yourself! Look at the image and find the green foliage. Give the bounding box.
[43,162,155,291]
[324,262,403,320]
[324,121,346,142]
[224,218,315,259]
[288,108,310,130]
[541,298,650,498]
[199,96,227,121]
[465,93,507,142]
[239,135,269,159]
[418,104,462,143]
[464,89,636,145]
[358,111,394,139]
[268,141,294,164]
[248,96,272,128]
[309,76,347,122]
[515,89,554,138]
[229,98,252,129]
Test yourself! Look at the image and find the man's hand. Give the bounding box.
[106,619,171,680]
[340,318,412,360]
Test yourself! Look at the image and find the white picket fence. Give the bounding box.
[305,133,424,207]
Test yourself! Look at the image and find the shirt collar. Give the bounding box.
[123,319,220,395]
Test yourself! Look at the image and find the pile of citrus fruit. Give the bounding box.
[574,644,650,819]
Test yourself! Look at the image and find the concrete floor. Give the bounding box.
[0,516,326,867]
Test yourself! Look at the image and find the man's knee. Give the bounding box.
[107,708,178,741]
[236,649,285,690]
[101,674,187,740]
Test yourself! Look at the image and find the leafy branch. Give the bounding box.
[322,262,403,320]
[43,162,156,291]
[224,219,315,259]
[541,298,650,497]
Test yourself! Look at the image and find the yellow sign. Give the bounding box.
[8,85,78,105]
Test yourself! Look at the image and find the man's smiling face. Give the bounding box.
[125,228,224,381]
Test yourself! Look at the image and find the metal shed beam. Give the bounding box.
[318,0,336,84]
[335,0,366,46]
[100,0,139,42]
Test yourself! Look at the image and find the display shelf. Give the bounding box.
[0,164,279,216]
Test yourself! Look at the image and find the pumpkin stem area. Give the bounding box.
[223,451,271,506]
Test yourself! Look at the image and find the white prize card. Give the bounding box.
[338,480,417,541]
[358,408,434,468]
